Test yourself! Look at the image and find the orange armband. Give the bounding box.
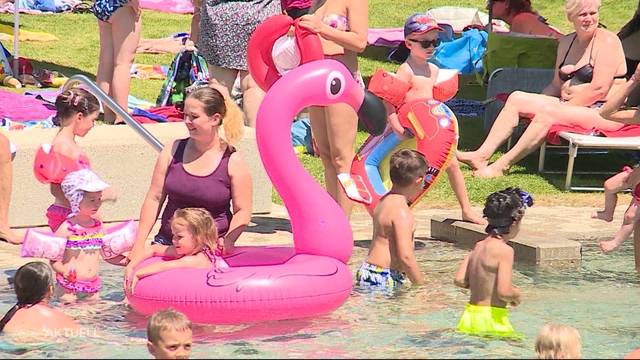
[367,69,411,109]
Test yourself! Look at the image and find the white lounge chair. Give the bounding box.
[538,132,640,191]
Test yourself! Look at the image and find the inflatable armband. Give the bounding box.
[21,220,137,261]
[367,69,411,109]
[33,144,89,184]
[433,69,459,102]
[22,229,66,261]
[100,220,137,259]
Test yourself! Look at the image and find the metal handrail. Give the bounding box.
[62,75,164,152]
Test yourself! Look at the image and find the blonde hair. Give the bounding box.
[565,0,601,21]
[535,324,581,359]
[171,207,218,252]
[187,86,244,145]
[147,309,192,343]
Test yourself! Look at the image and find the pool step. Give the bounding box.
[430,215,582,264]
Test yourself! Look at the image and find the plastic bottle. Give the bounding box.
[0,74,22,89]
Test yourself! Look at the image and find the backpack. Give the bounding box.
[156,49,209,107]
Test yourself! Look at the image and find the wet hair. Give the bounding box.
[389,149,428,187]
[618,1,640,39]
[185,86,244,145]
[54,88,100,127]
[565,0,600,22]
[535,324,581,359]
[483,187,527,236]
[171,207,218,253]
[147,308,192,344]
[0,262,54,332]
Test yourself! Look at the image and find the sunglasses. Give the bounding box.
[408,38,441,49]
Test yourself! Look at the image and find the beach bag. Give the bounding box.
[431,28,488,76]
[156,49,209,107]
[483,32,558,78]
[0,42,12,76]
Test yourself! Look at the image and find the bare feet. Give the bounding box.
[0,228,23,245]
[461,209,488,225]
[456,151,488,171]
[599,238,623,253]
[473,163,506,178]
[591,210,614,222]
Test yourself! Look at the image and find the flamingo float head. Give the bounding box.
[256,59,385,263]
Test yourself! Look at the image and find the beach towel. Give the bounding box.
[136,33,189,54]
[546,123,640,145]
[131,105,183,124]
[367,28,404,47]
[0,117,55,131]
[0,24,58,42]
[17,0,79,12]
[0,89,56,122]
[140,0,193,14]
[130,63,168,80]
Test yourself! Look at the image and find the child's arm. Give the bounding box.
[126,244,174,274]
[386,105,408,139]
[385,64,414,139]
[393,210,424,285]
[128,254,205,294]
[496,246,521,306]
[454,254,470,289]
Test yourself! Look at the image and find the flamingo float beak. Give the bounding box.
[357,90,387,136]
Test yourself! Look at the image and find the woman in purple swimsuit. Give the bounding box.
[458,0,627,178]
[125,84,252,279]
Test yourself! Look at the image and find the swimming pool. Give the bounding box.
[0,237,638,358]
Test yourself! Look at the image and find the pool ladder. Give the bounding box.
[61,75,164,152]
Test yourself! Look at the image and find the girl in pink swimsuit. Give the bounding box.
[53,169,110,303]
[34,89,110,232]
[127,207,225,295]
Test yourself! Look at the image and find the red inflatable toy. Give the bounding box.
[247,14,324,92]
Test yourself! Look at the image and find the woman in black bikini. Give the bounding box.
[458,0,627,178]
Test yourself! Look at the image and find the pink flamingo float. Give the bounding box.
[126,59,385,324]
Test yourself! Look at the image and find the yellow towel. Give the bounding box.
[0,24,58,42]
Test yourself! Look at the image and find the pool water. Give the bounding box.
[0,237,639,358]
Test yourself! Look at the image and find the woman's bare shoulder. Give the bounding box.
[595,28,623,45]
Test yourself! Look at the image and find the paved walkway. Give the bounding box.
[0,203,625,272]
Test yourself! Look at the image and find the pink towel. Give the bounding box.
[367,28,404,47]
[0,89,56,122]
[140,0,193,14]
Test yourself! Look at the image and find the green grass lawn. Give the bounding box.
[0,0,637,207]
